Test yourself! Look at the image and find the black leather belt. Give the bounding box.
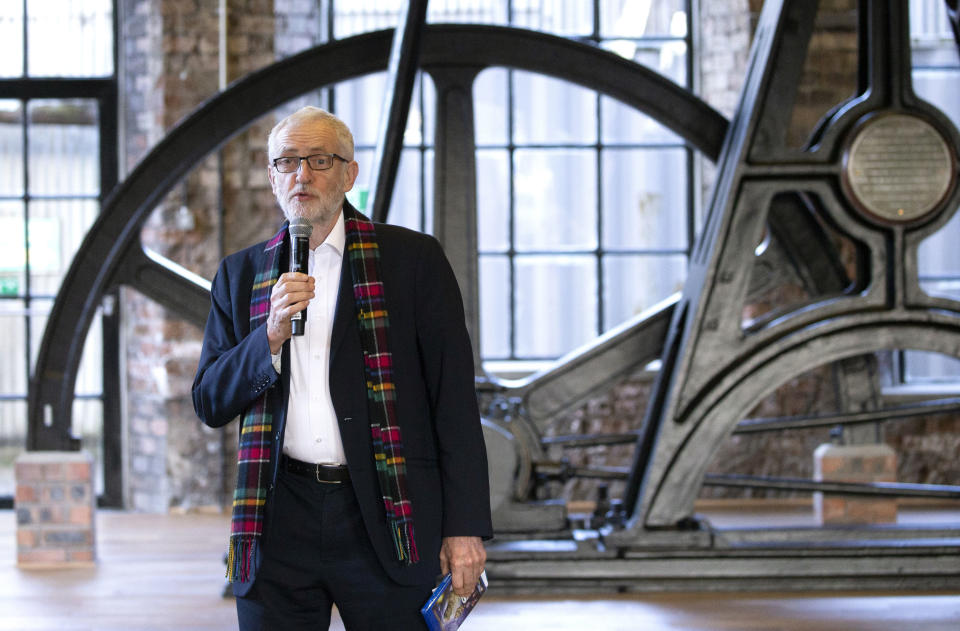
[282,455,350,484]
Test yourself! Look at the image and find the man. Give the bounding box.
[192,106,492,630]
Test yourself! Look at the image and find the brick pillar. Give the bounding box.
[119,0,282,514]
[813,443,898,525]
[14,451,96,567]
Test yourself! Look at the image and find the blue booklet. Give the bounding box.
[420,570,488,631]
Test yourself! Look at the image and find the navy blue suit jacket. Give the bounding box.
[192,209,492,596]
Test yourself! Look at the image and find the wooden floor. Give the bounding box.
[1,510,958,631]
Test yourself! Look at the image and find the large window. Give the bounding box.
[475,63,690,364]
[312,0,694,372]
[0,1,118,504]
[909,0,960,382]
[318,0,957,381]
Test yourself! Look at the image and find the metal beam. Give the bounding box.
[123,245,212,330]
[430,65,483,370]
[703,474,960,499]
[369,1,428,223]
[485,549,960,593]
[735,397,960,433]
[541,432,639,448]
[514,296,676,431]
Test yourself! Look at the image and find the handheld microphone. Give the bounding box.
[288,217,313,336]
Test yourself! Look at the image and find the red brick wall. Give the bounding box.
[120,0,277,511]
[15,452,95,566]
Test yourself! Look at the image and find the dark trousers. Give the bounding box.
[236,469,433,631]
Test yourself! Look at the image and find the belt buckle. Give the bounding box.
[316,464,342,484]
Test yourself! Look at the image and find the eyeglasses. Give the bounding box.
[272,153,348,173]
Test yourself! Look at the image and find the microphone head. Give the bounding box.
[288,217,313,239]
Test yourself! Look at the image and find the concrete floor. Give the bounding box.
[1,510,958,631]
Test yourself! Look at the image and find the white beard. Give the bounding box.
[278,185,344,226]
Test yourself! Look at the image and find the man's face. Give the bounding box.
[267,121,359,227]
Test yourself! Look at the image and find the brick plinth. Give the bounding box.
[813,443,897,525]
[15,451,96,567]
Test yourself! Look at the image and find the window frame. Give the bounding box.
[321,0,697,370]
[0,2,120,508]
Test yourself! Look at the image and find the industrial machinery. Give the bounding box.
[29,0,960,591]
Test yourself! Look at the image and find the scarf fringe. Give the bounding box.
[391,521,420,565]
[226,535,255,583]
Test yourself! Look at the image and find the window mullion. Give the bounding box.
[21,101,31,382]
[506,0,515,362]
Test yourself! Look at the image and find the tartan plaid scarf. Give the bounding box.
[343,205,419,567]
[227,206,418,583]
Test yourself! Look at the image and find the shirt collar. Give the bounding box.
[316,208,346,256]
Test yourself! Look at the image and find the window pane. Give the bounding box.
[513,72,597,145]
[351,148,430,233]
[422,148,434,235]
[600,0,688,38]
[514,149,597,251]
[601,96,683,145]
[28,298,52,371]
[911,1,956,52]
[602,148,688,250]
[599,40,687,85]
[913,69,960,123]
[511,0,593,37]
[332,72,425,148]
[333,1,510,38]
[920,279,960,304]
[0,300,28,396]
[28,200,99,297]
[385,149,423,232]
[0,102,24,195]
[27,0,113,77]
[919,212,960,278]
[333,0,400,39]
[0,2,24,77]
[475,69,508,146]
[479,255,510,358]
[334,73,390,147]
[350,147,375,212]
[420,73,436,149]
[515,255,597,358]
[428,1,508,25]
[904,351,960,382]
[0,400,28,497]
[0,202,26,296]
[28,99,100,196]
[603,254,686,331]
[477,149,509,252]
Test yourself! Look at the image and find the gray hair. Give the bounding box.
[267,106,355,161]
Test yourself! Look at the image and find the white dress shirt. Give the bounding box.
[278,211,347,465]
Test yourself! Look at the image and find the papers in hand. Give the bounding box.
[420,570,488,631]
